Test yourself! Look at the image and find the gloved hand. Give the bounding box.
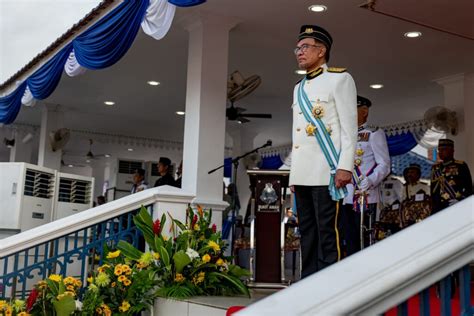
[359,177,371,191]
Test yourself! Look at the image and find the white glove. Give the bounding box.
[359,177,371,191]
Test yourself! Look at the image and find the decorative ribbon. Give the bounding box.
[297,77,347,201]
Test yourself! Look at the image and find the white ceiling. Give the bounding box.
[5,0,474,156]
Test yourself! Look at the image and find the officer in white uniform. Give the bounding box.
[290,25,357,277]
[131,168,148,194]
[341,96,390,256]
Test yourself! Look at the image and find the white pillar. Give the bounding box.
[435,73,474,178]
[38,104,63,170]
[9,130,33,163]
[181,14,239,219]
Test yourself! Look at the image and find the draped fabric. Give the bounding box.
[413,127,445,149]
[224,157,232,178]
[386,131,418,156]
[0,0,197,124]
[141,0,176,40]
[73,0,149,70]
[27,43,73,99]
[64,50,87,77]
[0,82,27,124]
[168,0,206,7]
[260,154,283,170]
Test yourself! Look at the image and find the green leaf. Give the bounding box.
[46,279,60,296]
[117,240,143,260]
[154,235,164,251]
[173,219,187,232]
[53,295,76,316]
[209,272,250,297]
[173,250,191,273]
[228,264,252,278]
[159,245,170,266]
[137,206,154,227]
[160,212,167,230]
[134,218,155,247]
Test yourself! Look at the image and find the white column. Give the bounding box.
[9,130,33,163]
[38,104,63,170]
[435,73,474,178]
[181,14,239,219]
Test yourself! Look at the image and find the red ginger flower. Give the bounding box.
[212,224,217,233]
[153,219,161,235]
[192,214,198,227]
[26,288,39,311]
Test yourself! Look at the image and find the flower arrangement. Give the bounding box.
[117,205,250,298]
[79,249,157,315]
[28,274,82,315]
[0,299,27,315]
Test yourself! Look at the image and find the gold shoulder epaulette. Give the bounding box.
[327,67,347,73]
[455,159,465,164]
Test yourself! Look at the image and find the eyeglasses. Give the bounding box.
[294,44,323,55]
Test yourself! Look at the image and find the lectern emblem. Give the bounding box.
[260,183,278,204]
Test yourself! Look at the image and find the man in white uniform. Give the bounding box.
[342,96,390,256]
[290,25,357,277]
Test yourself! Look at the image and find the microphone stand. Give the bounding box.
[208,141,271,256]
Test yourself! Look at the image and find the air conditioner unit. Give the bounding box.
[53,172,94,220]
[0,163,56,239]
[106,159,144,201]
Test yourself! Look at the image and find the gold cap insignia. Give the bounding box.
[306,124,317,136]
[305,28,313,34]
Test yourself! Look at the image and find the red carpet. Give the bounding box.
[385,285,474,316]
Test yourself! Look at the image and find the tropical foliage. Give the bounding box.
[117,205,250,298]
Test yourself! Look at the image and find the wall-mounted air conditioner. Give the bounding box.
[53,172,94,220]
[0,163,56,239]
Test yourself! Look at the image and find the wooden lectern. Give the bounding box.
[247,170,289,287]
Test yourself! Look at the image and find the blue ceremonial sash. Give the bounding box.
[297,78,347,201]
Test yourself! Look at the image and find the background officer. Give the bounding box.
[431,139,472,213]
[131,168,148,194]
[290,25,357,277]
[342,96,390,256]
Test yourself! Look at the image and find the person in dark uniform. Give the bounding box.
[175,161,183,188]
[154,157,177,187]
[430,139,472,213]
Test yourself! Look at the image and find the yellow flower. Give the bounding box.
[48,274,62,282]
[0,300,7,309]
[98,264,110,273]
[163,235,169,241]
[111,282,116,287]
[202,254,211,263]
[18,312,29,316]
[192,271,206,285]
[96,307,103,315]
[87,276,94,284]
[66,285,75,292]
[5,307,12,316]
[123,279,131,286]
[174,273,185,283]
[216,258,225,266]
[122,264,131,272]
[106,250,121,259]
[194,224,200,231]
[118,275,127,282]
[114,265,123,276]
[208,240,221,252]
[139,252,153,267]
[119,301,131,312]
[95,272,111,287]
[153,252,160,260]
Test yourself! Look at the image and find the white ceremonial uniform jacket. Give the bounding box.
[289,64,357,186]
[343,123,391,205]
[379,176,403,208]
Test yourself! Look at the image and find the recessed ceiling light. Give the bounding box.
[104,101,115,106]
[176,111,185,116]
[308,4,327,12]
[370,84,384,89]
[147,81,160,86]
[127,148,134,152]
[105,154,111,158]
[295,70,306,75]
[237,121,242,124]
[86,159,91,163]
[68,164,74,168]
[404,31,422,38]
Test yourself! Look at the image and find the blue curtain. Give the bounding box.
[260,154,283,170]
[73,0,149,69]
[386,132,418,156]
[0,82,27,124]
[224,157,232,178]
[169,0,206,7]
[27,44,73,100]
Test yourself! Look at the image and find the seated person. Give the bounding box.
[402,164,429,201]
[154,157,177,187]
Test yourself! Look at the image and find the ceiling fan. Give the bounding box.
[84,139,108,162]
[226,71,272,124]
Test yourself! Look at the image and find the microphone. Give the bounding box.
[264,139,272,147]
